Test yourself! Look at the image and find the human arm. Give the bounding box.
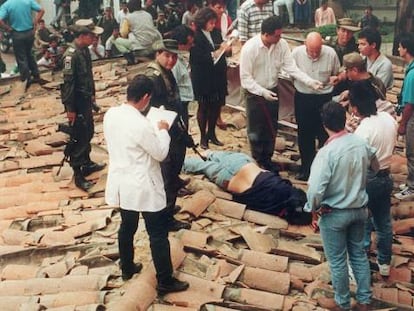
[239,40,271,96]
[398,104,414,135]
[33,8,45,31]
[61,53,77,122]
[237,7,248,43]
[281,40,323,90]
[303,152,331,212]
[140,121,171,162]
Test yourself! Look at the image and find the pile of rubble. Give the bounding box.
[0,56,413,311]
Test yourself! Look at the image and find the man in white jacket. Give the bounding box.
[103,75,189,295]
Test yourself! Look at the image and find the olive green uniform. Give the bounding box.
[145,61,187,220]
[61,43,95,169]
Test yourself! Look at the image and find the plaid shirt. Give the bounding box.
[238,0,274,42]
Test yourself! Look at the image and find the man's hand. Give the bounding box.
[311,211,319,232]
[67,111,76,124]
[157,120,169,131]
[262,89,278,102]
[308,80,324,91]
[398,123,406,136]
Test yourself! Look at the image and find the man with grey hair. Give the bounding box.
[291,32,340,180]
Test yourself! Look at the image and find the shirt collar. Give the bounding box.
[325,130,348,145]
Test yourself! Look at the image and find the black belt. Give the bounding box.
[319,204,367,215]
[376,168,390,177]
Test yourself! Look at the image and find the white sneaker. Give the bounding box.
[399,183,408,191]
[377,261,390,276]
[394,187,414,200]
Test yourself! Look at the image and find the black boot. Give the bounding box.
[81,161,106,177]
[157,277,189,296]
[200,135,208,149]
[208,133,224,146]
[74,168,94,191]
[121,262,143,281]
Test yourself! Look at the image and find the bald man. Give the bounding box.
[291,32,340,180]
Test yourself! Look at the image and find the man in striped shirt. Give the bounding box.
[238,0,273,44]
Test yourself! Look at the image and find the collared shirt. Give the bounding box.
[240,35,314,96]
[172,52,194,102]
[238,0,273,42]
[104,103,171,212]
[366,53,394,90]
[304,132,376,212]
[0,0,41,32]
[401,61,414,107]
[292,44,340,94]
[354,111,397,170]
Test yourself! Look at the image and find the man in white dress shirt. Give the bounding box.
[104,75,189,295]
[240,16,323,172]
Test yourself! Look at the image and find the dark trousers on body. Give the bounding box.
[161,137,186,219]
[294,91,331,176]
[118,208,173,284]
[12,29,39,82]
[245,89,279,168]
[69,111,94,169]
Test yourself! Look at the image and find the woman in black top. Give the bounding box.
[190,7,231,149]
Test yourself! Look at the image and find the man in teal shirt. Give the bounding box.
[0,0,45,85]
[305,101,378,311]
[395,33,414,201]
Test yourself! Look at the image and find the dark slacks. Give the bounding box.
[69,111,94,169]
[12,29,39,81]
[245,90,279,168]
[118,208,173,284]
[294,91,331,175]
[161,137,186,219]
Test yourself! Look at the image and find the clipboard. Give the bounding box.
[146,106,177,128]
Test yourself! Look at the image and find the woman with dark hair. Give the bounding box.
[190,7,231,149]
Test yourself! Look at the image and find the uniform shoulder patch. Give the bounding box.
[64,56,72,70]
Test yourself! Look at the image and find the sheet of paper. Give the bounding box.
[146,106,177,128]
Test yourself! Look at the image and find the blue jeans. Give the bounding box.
[183,151,253,188]
[319,207,372,308]
[364,171,393,265]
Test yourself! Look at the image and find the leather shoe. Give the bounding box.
[75,174,94,191]
[81,162,106,177]
[295,171,309,181]
[200,137,208,150]
[317,297,346,311]
[168,219,191,232]
[157,277,189,295]
[121,262,143,281]
[209,136,224,146]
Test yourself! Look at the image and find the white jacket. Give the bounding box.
[103,104,170,212]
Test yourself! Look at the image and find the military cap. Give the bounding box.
[152,39,180,54]
[72,19,104,36]
[337,18,361,32]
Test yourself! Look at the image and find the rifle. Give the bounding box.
[177,116,206,161]
[56,122,77,176]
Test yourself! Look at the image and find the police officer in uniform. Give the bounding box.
[145,39,192,232]
[61,19,106,191]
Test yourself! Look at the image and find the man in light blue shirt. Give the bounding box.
[305,101,378,311]
[0,0,45,84]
